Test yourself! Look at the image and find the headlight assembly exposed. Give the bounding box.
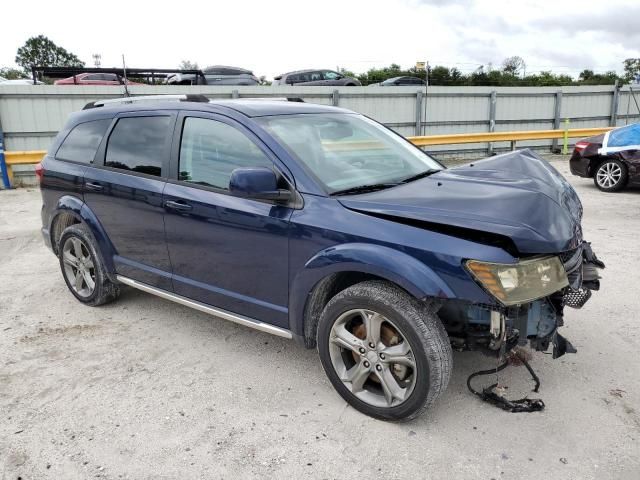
[466,256,569,306]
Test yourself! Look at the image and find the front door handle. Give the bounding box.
[85,182,104,192]
[164,200,193,211]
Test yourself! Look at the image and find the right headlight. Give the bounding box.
[465,256,569,306]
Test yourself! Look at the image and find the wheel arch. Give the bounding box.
[48,196,117,280]
[289,243,455,348]
[588,155,629,177]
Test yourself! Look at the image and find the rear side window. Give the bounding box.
[105,116,171,177]
[56,119,111,163]
[179,117,273,190]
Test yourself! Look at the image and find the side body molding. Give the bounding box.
[289,242,455,336]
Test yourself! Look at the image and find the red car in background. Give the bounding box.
[54,73,143,85]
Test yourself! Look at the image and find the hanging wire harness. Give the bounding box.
[467,350,545,413]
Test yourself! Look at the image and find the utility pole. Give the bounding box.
[425,61,429,87]
[424,61,429,136]
[92,53,102,68]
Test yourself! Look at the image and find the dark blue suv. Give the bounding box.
[39,95,603,420]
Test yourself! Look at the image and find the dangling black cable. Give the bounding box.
[466,351,545,413]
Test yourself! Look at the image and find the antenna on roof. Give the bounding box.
[121,54,130,97]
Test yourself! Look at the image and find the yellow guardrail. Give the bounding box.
[407,127,612,146]
[0,127,614,187]
[3,151,47,184]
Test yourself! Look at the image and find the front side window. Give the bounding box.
[56,119,111,163]
[256,113,443,194]
[105,116,171,177]
[179,117,273,190]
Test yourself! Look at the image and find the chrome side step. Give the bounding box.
[116,275,293,339]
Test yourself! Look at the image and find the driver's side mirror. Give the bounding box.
[229,167,291,202]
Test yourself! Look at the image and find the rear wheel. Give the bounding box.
[594,159,628,192]
[317,281,452,421]
[58,224,120,306]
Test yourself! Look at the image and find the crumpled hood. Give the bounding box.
[338,149,583,254]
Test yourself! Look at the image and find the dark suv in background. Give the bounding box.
[378,76,426,86]
[39,95,602,421]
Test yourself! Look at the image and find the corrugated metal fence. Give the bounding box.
[1,84,639,155]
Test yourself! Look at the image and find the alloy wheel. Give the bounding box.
[596,162,622,189]
[328,309,417,408]
[62,237,96,298]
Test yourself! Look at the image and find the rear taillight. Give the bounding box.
[574,141,590,152]
[35,163,44,183]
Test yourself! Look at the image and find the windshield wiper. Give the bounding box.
[399,169,441,184]
[330,169,441,196]
[330,183,399,196]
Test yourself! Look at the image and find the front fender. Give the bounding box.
[289,243,454,336]
[48,195,117,276]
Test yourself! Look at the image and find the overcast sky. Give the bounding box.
[1,0,638,80]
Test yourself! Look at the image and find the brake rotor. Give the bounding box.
[351,320,409,383]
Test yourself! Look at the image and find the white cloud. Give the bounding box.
[0,0,638,79]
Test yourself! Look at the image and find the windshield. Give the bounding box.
[256,114,443,194]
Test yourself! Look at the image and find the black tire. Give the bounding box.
[317,280,452,421]
[58,224,120,306]
[593,158,628,192]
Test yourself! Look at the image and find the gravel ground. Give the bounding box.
[1,156,639,480]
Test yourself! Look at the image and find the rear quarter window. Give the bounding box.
[55,119,112,163]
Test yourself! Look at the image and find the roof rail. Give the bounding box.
[236,97,305,103]
[83,94,210,110]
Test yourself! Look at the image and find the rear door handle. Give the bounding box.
[85,182,104,192]
[164,200,193,211]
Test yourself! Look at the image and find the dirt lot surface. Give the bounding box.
[1,157,639,479]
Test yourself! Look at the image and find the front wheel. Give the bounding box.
[317,281,452,421]
[594,159,628,192]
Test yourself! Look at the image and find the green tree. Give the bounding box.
[15,35,84,74]
[578,69,620,85]
[502,56,526,76]
[623,58,640,82]
[579,69,595,81]
[0,67,27,79]
[337,67,357,79]
[345,60,631,87]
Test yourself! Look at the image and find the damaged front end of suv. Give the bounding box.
[328,147,604,413]
[337,149,604,362]
[440,152,604,361]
